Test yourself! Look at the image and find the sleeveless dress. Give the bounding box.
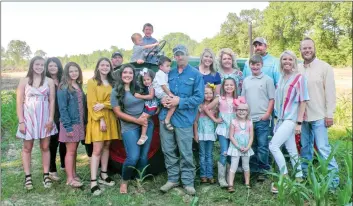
[227,119,254,157]
[16,78,58,140]
[59,89,85,143]
[197,104,217,141]
[215,97,236,138]
[143,85,159,116]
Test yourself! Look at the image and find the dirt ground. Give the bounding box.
[1,71,95,91]
[1,68,352,95]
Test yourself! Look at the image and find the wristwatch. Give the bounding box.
[296,121,302,125]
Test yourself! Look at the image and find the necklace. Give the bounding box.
[237,120,247,135]
[200,66,210,75]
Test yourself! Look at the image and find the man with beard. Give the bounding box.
[298,37,339,190]
[243,37,280,181]
[111,51,124,71]
[243,37,280,87]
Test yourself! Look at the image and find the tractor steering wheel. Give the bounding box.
[145,40,167,62]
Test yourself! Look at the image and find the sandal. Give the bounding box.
[24,174,33,190]
[49,172,60,181]
[74,174,82,182]
[245,184,251,189]
[99,171,115,186]
[66,179,83,188]
[164,121,174,131]
[91,179,102,196]
[137,135,148,145]
[227,186,235,193]
[43,173,52,188]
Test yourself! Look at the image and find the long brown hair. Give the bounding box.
[60,62,83,91]
[26,56,46,86]
[115,64,140,112]
[93,57,115,86]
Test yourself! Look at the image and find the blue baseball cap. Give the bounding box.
[111,51,123,58]
[173,44,188,55]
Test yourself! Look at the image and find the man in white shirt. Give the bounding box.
[298,37,339,190]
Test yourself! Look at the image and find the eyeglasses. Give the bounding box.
[236,109,248,112]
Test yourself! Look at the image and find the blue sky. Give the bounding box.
[2,2,269,57]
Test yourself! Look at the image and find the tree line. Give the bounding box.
[2,2,351,71]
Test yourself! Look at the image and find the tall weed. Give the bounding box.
[129,164,154,193]
[307,143,340,206]
[337,153,352,205]
[334,94,352,128]
[1,91,17,137]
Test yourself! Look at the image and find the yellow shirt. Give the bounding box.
[298,58,336,121]
[85,79,120,143]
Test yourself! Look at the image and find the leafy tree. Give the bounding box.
[1,46,5,59]
[215,9,264,58]
[6,40,31,67]
[161,32,198,58]
[262,2,352,66]
[34,50,47,58]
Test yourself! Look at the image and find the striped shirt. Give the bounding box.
[274,73,310,122]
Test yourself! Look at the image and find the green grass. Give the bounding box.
[1,90,352,205]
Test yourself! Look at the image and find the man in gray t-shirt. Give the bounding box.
[130,33,159,64]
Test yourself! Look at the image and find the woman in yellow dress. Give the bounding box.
[86,57,120,196]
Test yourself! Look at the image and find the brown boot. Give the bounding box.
[200,177,207,183]
[208,178,215,184]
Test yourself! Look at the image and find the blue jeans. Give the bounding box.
[159,121,195,186]
[249,120,271,173]
[300,119,339,186]
[199,141,214,178]
[218,135,231,166]
[121,121,154,181]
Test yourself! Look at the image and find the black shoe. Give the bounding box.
[91,179,102,196]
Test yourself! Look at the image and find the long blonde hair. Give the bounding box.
[200,48,218,75]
